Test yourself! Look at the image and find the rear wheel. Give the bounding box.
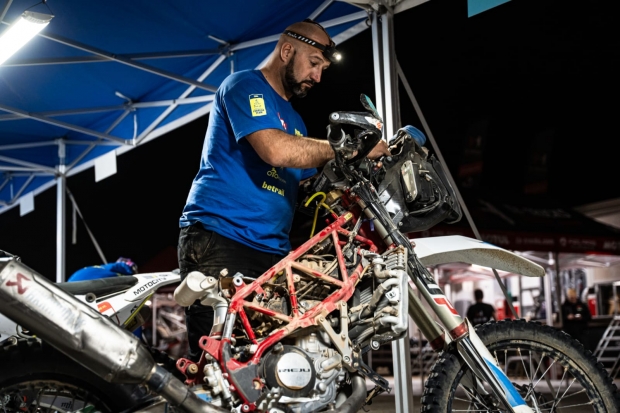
[421,319,620,412]
[0,338,148,412]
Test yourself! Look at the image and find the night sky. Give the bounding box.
[1,0,619,279]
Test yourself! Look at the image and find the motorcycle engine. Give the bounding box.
[258,333,345,413]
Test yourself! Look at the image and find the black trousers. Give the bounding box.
[177,223,283,361]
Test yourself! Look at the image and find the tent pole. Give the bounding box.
[56,141,66,283]
[372,7,415,412]
[371,11,384,120]
[396,61,519,320]
[0,0,12,23]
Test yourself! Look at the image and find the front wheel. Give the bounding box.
[421,319,620,412]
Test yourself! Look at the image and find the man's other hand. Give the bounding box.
[367,140,390,159]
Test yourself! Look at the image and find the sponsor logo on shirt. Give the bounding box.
[262,181,285,196]
[267,167,286,184]
[277,112,288,131]
[249,94,266,117]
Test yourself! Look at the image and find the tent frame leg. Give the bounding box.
[371,7,414,413]
[56,142,66,283]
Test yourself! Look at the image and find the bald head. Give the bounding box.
[261,20,334,100]
[276,22,333,55]
[281,21,332,48]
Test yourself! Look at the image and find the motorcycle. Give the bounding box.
[0,94,618,413]
[0,253,182,412]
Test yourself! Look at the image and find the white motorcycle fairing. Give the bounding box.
[412,235,545,277]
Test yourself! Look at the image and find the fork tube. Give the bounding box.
[407,260,468,341]
[406,284,446,351]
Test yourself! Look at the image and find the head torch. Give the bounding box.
[283,20,342,63]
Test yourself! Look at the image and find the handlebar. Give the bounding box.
[327,111,383,163]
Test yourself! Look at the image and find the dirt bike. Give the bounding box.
[0,252,182,412]
[0,94,618,413]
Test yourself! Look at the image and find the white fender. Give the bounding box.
[411,235,545,277]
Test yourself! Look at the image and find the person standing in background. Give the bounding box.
[562,288,592,349]
[467,289,496,326]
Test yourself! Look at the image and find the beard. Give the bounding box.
[284,52,315,98]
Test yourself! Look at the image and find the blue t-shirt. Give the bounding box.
[179,70,316,255]
[68,262,135,282]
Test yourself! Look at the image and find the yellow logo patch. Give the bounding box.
[249,94,266,117]
[294,129,303,137]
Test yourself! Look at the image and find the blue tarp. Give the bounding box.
[0,0,368,212]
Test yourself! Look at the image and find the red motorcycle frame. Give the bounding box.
[176,205,379,408]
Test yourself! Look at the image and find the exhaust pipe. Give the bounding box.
[0,258,227,413]
[334,375,367,413]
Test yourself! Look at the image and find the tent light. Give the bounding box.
[0,11,53,66]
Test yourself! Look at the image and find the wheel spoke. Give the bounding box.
[517,348,532,383]
[548,367,569,411]
[457,383,491,409]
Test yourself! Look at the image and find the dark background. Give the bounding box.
[1,0,619,279]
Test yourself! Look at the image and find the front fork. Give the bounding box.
[406,259,534,413]
[353,185,533,412]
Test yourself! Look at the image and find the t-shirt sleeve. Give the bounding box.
[301,168,317,180]
[221,74,283,141]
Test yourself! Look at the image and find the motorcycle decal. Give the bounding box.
[97,301,113,313]
[484,359,529,409]
[433,297,458,315]
[132,278,162,295]
[5,272,30,294]
[364,116,383,131]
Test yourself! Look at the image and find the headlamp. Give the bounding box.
[283,19,341,64]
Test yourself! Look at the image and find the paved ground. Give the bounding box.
[360,377,615,412]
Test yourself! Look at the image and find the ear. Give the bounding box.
[280,42,294,63]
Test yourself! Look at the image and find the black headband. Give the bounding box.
[282,22,341,63]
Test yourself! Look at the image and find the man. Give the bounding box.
[68,257,137,281]
[178,20,389,360]
[466,289,496,326]
[561,288,592,348]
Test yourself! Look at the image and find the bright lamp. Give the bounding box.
[0,11,53,66]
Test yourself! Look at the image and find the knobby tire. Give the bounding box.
[421,319,620,413]
[0,338,148,413]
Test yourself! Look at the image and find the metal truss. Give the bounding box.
[0,1,372,275]
[0,4,368,183]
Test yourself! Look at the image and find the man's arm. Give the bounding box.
[246,129,390,169]
[246,129,333,169]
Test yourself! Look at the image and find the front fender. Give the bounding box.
[412,235,545,277]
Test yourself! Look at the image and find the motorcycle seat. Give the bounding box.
[57,276,139,297]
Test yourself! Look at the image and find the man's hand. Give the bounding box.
[367,139,390,159]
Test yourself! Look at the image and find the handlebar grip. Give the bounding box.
[327,123,345,146]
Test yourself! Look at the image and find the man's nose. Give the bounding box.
[310,69,321,83]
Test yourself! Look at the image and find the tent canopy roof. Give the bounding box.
[0,0,373,212]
